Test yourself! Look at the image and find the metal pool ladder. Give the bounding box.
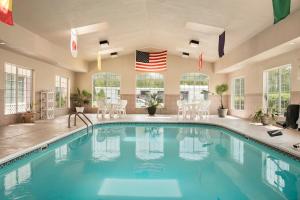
[68,112,94,133]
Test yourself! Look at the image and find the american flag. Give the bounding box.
[135,50,167,72]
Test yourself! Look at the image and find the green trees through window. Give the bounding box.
[232,78,245,110]
[180,73,209,102]
[264,65,291,115]
[136,73,164,108]
[55,76,68,108]
[4,63,32,114]
[93,72,121,104]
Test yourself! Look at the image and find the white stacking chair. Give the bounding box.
[197,100,211,118]
[176,100,184,118]
[97,100,109,119]
[177,100,185,119]
[116,100,127,117]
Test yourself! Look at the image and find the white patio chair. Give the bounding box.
[116,100,127,117]
[197,100,211,118]
[97,100,109,119]
[177,100,185,119]
[185,103,197,120]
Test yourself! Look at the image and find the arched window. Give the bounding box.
[180,73,209,102]
[136,73,164,108]
[92,72,120,105]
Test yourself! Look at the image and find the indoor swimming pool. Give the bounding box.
[0,123,299,200]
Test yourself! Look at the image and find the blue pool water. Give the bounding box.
[0,123,300,200]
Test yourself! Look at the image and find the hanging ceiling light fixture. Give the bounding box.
[189,40,199,48]
[99,40,109,48]
[182,52,189,58]
[110,52,118,58]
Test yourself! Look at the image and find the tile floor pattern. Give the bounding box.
[0,114,300,165]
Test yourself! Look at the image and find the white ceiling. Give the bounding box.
[13,0,300,62]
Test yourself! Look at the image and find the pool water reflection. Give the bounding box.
[0,123,299,200]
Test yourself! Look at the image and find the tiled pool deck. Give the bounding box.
[0,114,300,165]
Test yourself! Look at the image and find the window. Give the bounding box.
[180,73,209,102]
[4,63,33,115]
[55,76,69,108]
[93,72,121,105]
[232,78,245,110]
[263,65,291,115]
[136,73,164,108]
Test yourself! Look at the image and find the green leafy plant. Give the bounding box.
[71,88,92,107]
[215,84,228,109]
[96,89,106,100]
[146,93,163,108]
[251,109,264,122]
[251,108,277,125]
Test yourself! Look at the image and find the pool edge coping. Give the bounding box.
[0,119,300,167]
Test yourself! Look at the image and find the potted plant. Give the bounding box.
[251,108,276,125]
[71,88,92,113]
[146,93,162,116]
[215,84,229,118]
[23,103,35,123]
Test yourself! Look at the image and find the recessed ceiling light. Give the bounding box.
[110,52,118,58]
[0,41,6,45]
[182,52,189,58]
[189,40,199,48]
[99,40,109,48]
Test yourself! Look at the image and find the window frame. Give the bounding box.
[55,75,69,109]
[231,77,245,111]
[179,73,209,102]
[4,62,33,115]
[92,72,121,106]
[135,72,165,108]
[263,64,291,115]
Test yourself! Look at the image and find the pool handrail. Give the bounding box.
[68,112,94,133]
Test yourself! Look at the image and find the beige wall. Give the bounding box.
[215,10,300,73]
[227,48,300,118]
[75,54,228,114]
[0,23,88,72]
[0,48,76,125]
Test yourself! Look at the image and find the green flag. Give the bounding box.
[272,0,291,24]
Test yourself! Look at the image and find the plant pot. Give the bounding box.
[76,107,84,113]
[147,106,157,116]
[23,112,35,123]
[218,108,228,118]
[261,116,271,125]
